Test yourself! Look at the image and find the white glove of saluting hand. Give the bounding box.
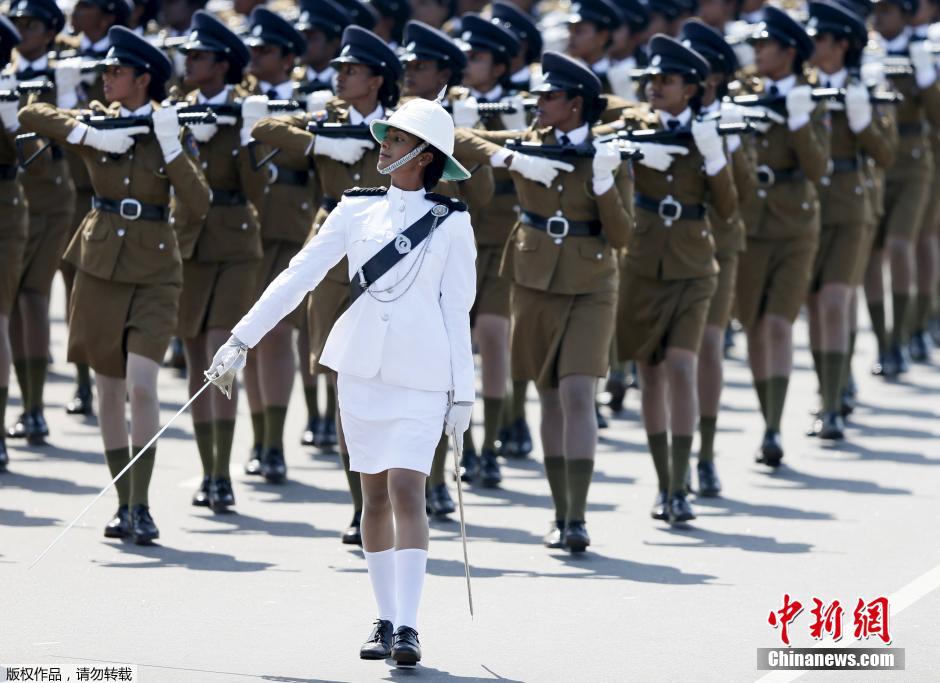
[445,401,473,436]
[205,335,248,399]
[73,123,150,154]
[909,40,937,89]
[240,95,269,146]
[508,151,575,187]
[152,104,182,161]
[451,97,479,128]
[189,122,219,143]
[591,139,621,195]
[634,142,688,172]
[54,57,82,109]
[0,94,19,132]
[785,85,814,130]
[691,118,726,175]
[313,135,373,164]
[845,83,872,133]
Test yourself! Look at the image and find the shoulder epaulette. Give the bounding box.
[343,186,388,197]
[424,193,467,212]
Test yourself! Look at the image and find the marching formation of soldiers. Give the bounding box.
[0,0,938,553]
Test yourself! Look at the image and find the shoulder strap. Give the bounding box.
[423,192,467,212]
[348,200,457,305]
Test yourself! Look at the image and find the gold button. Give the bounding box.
[757,189,767,199]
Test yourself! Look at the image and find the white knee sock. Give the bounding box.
[394,548,428,630]
[364,548,396,622]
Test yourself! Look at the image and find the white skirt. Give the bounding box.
[337,372,448,475]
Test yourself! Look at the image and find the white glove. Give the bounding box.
[861,60,886,88]
[445,401,473,436]
[500,94,528,131]
[691,118,725,174]
[305,89,333,113]
[634,142,689,172]
[54,57,82,109]
[719,101,745,126]
[313,135,373,164]
[508,151,575,186]
[0,100,19,131]
[591,139,620,195]
[845,83,872,133]
[240,95,268,146]
[75,123,149,154]
[452,96,479,128]
[152,104,182,161]
[910,40,937,89]
[205,335,248,399]
[607,58,637,101]
[785,85,814,129]
[172,49,187,79]
[189,122,219,143]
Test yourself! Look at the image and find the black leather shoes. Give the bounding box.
[66,385,94,415]
[6,412,26,439]
[817,411,845,440]
[696,460,722,497]
[245,444,263,475]
[391,626,421,666]
[104,505,131,538]
[605,372,627,413]
[871,352,896,378]
[756,429,783,467]
[840,378,857,417]
[891,344,910,375]
[479,448,501,488]
[909,331,932,362]
[543,520,565,548]
[360,619,394,660]
[427,483,455,517]
[300,416,319,446]
[668,492,696,524]
[0,437,7,471]
[130,504,159,544]
[595,404,608,429]
[315,418,337,449]
[563,520,590,553]
[260,447,287,483]
[650,491,669,520]
[459,446,479,482]
[495,424,513,456]
[342,511,362,545]
[513,417,533,457]
[192,476,210,507]
[28,409,48,445]
[209,478,235,512]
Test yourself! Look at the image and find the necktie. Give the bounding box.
[769,84,780,96]
[17,68,42,81]
[266,88,279,99]
[559,134,572,146]
[476,96,489,104]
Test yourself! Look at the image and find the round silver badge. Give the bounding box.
[431,204,449,217]
[395,234,412,254]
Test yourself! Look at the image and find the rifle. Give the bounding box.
[443,97,538,118]
[0,80,56,101]
[731,87,902,109]
[306,122,374,139]
[503,139,643,160]
[598,121,754,144]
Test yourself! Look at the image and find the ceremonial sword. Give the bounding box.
[450,426,475,619]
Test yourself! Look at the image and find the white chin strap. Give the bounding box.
[378,141,430,175]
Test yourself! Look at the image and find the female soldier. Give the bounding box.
[0,17,27,471]
[249,25,402,543]
[454,52,634,552]
[209,97,475,667]
[175,11,265,512]
[19,25,210,543]
[615,35,736,523]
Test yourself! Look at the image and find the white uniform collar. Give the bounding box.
[349,103,384,125]
[307,65,336,84]
[386,184,427,204]
[80,34,111,53]
[883,27,912,53]
[764,74,797,95]
[470,84,504,101]
[259,80,294,99]
[658,107,692,128]
[592,57,610,74]
[817,68,847,88]
[510,66,530,84]
[554,123,589,145]
[741,10,763,23]
[612,55,637,69]
[19,54,49,72]
[119,102,154,117]
[198,86,232,105]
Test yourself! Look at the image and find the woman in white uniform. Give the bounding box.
[207,98,476,667]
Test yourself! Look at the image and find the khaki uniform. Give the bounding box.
[19,101,210,377]
[176,87,267,339]
[731,75,830,329]
[0,125,28,316]
[609,106,738,364]
[6,54,76,299]
[455,124,634,388]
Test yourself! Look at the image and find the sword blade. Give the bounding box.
[451,428,474,618]
[28,380,214,570]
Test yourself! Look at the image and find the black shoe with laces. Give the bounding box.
[650,491,669,520]
[391,626,421,666]
[479,448,501,488]
[563,520,590,553]
[342,511,362,545]
[27,408,48,445]
[696,461,722,497]
[755,429,783,467]
[543,520,565,548]
[909,331,932,363]
[871,352,896,378]
[192,476,210,507]
[66,384,94,416]
[130,504,159,544]
[668,492,696,524]
[595,404,608,429]
[892,344,910,375]
[360,619,394,659]
[300,416,319,446]
[315,418,337,449]
[260,447,287,483]
[514,417,533,457]
[104,505,131,538]
[244,444,263,475]
[817,411,845,441]
[6,413,26,439]
[209,478,236,512]
[605,372,627,413]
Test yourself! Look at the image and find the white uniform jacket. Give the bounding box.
[232,185,477,403]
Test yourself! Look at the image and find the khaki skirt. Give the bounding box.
[706,251,739,329]
[68,270,180,378]
[178,258,260,339]
[0,184,28,316]
[618,269,717,365]
[472,244,511,321]
[735,234,818,330]
[19,198,73,297]
[811,219,867,292]
[511,283,617,389]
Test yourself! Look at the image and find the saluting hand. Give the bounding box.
[205,335,249,399]
[78,125,150,154]
[591,140,621,195]
[507,152,575,187]
[313,135,374,164]
[634,143,688,172]
[691,119,725,174]
[152,104,183,161]
[0,78,19,132]
[451,97,480,128]
[845,83,872,133]
[240,95,268,146]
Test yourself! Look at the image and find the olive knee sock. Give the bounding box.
[669,435,693,495]
[429,434,448,487]
[766,376,790,432]
[76,363,91,389]
[25,357,47,411]
[340,451,362,512]
[647,432,669,492]
[212,419,235,479]
[867,301,887,354]
[193,421,213,477]
[263,405,287,450]
[698,416,717,463]
[303,385,319,420]
[129,444,155,507]
[891,292,909,346]
[104,446,131,506]
[481,397,503,451]
[754,379,770,422]
[565,458,594,524]
[13,359,28,411]
[543,455,567,522]
[250,411,264,447]
[821,352,845,413]
[511,380,527,421]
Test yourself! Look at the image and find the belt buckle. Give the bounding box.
[266,163,279,185]
[546,216,570,242]
[119,198,142,221]
[756,164,775,188]
[658,195,682,223]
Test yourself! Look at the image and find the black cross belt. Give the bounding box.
[634,193,706,221]
[0,164,17,180]
[520,211,602,239]
[92,196,169,221]
[210,189,246,206]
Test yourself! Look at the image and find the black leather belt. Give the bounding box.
[0,164,16,180]
[268,166,311,186]
[493,179,516,195]
[321,196,339,212]
[756,165,805,187]
[50,144,64,161]
[829,158,859,174]
[210,189,246,206]
[521,211,602,238]
[92,196,169,221]
[634,193,705,221]
[898,122,926,137]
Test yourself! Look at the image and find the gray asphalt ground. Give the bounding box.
[2,279,939,682]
